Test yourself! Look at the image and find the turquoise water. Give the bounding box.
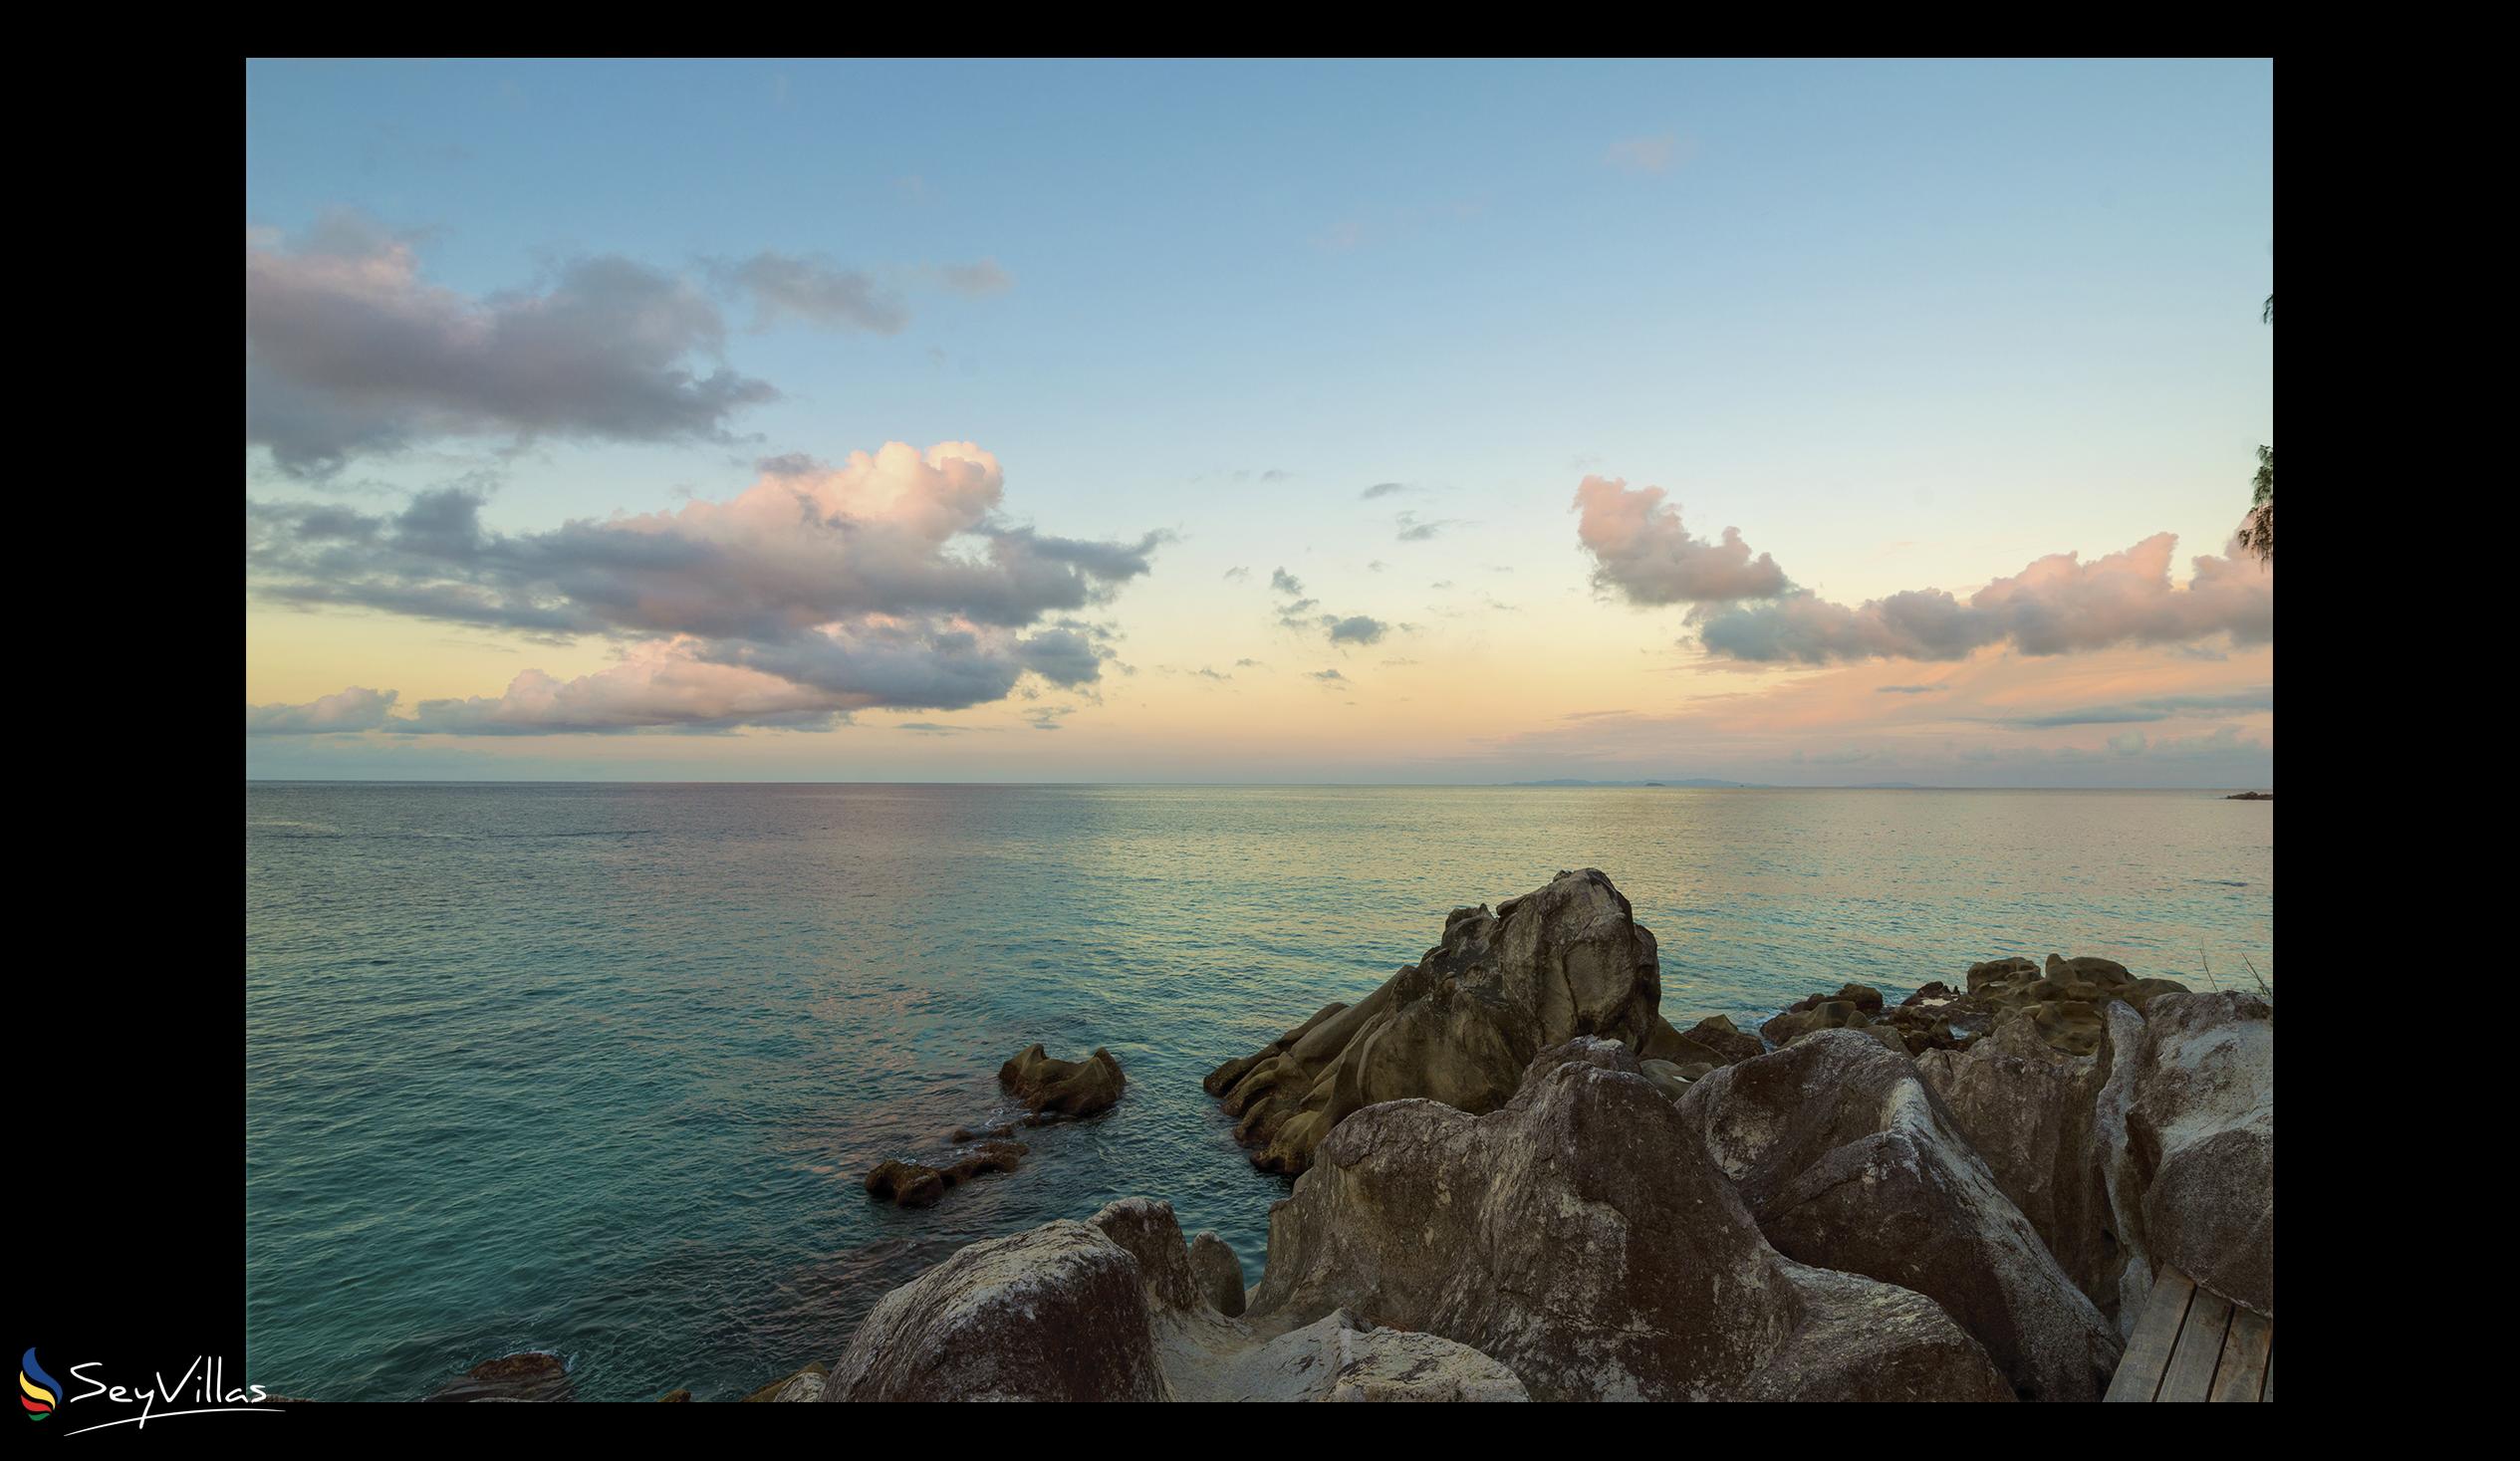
[244,783,2273,1401]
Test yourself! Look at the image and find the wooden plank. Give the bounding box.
[2157,1285,2234,1401]
[2105,1268,2198,1402]
[2207,1306,2273,1402]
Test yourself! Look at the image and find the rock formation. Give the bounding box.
[863,1139,1028,1208]
[1203,868,1673,1174]
[818,1196,1525,1402]
[790,871,2270,1404]
[1244,1037,2015,1401]
[2094,992,2274,1321]
[1780,956,2193,1060]
[1000,1045,1127,1118]
[821,1217,1172,1401]
[1676,1030,2123,1400]
[1918,1014,2122,1318]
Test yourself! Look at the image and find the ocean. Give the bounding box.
[244,783,2273,1401]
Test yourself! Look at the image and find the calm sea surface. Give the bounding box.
[244,783,2273,1400]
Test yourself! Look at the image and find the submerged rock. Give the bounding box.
[1246,1037,2014,1401]
[863,1140,1028,1208]
[1203,868,1668,1174]
[740,1361,828,1402]
[1000,1045,1127,1117]
[425,1350,574,1402]
[1677,1031,2122,1401]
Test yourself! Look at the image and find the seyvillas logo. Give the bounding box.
[20,1349,60,1420]
[19,1352,279,1436]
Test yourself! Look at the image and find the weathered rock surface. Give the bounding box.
[1188,1230,1247,1317]
[425,1350,574,1402]
[2095,992,2274,1321]
[1245,1036,2014,1401]
[1000,1044,1127,1117]
[1204,868,1668,1174]
[1642,1012,1763,1068]
[1677,1031,2122,1400]
[863,1139,1028,1208]
[821,1218,1172,1401]
[1918,1015,2121,1319]
[817,1196,1524,1402]
[1185,1309,1529,1402]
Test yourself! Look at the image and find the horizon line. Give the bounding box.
[244,778,2272,791]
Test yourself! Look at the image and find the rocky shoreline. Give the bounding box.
[448,867,2273,1403]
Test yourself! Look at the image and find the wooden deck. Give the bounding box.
[2103,1267,2273,1402]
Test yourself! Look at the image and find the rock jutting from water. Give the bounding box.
[1201,868,1759,1174]
[1001,1044,1127,1118]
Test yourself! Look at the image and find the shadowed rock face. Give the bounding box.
[1919,1016,2122,1319]
[1677,1031,2123,1401]
[2096,992,2274,1321]
[1245,1037,2015,1401]
[821,1219,1171,1401]
[1000,1045,1126,1117]
[1188,1231,1247,1318]
[1204,868,1672,1174]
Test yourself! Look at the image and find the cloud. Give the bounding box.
[1267,566,1387,647]
[1361,481,1410,499]
[246,686,399,735]
[933,259,1013,297]
[1877,684,1948,695]
[1394,512,1462,542]
[399,647,850,735]
[247,211,779,476]
[247,441,1159,731]
[1310,668,1347,683]
[712,251,910,333]
[1694,535,2274,664]
[1999,687,2274,730]
[1573,476,1789,604]
[1605,133,1696,175]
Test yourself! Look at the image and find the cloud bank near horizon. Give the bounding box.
[247,441,1161,734]
[1573,475,2273,664]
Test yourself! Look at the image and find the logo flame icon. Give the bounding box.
[20,1348,60,1420]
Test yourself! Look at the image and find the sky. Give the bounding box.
[244,58,2274,786]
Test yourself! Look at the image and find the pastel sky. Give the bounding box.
[245,58,2274,786]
